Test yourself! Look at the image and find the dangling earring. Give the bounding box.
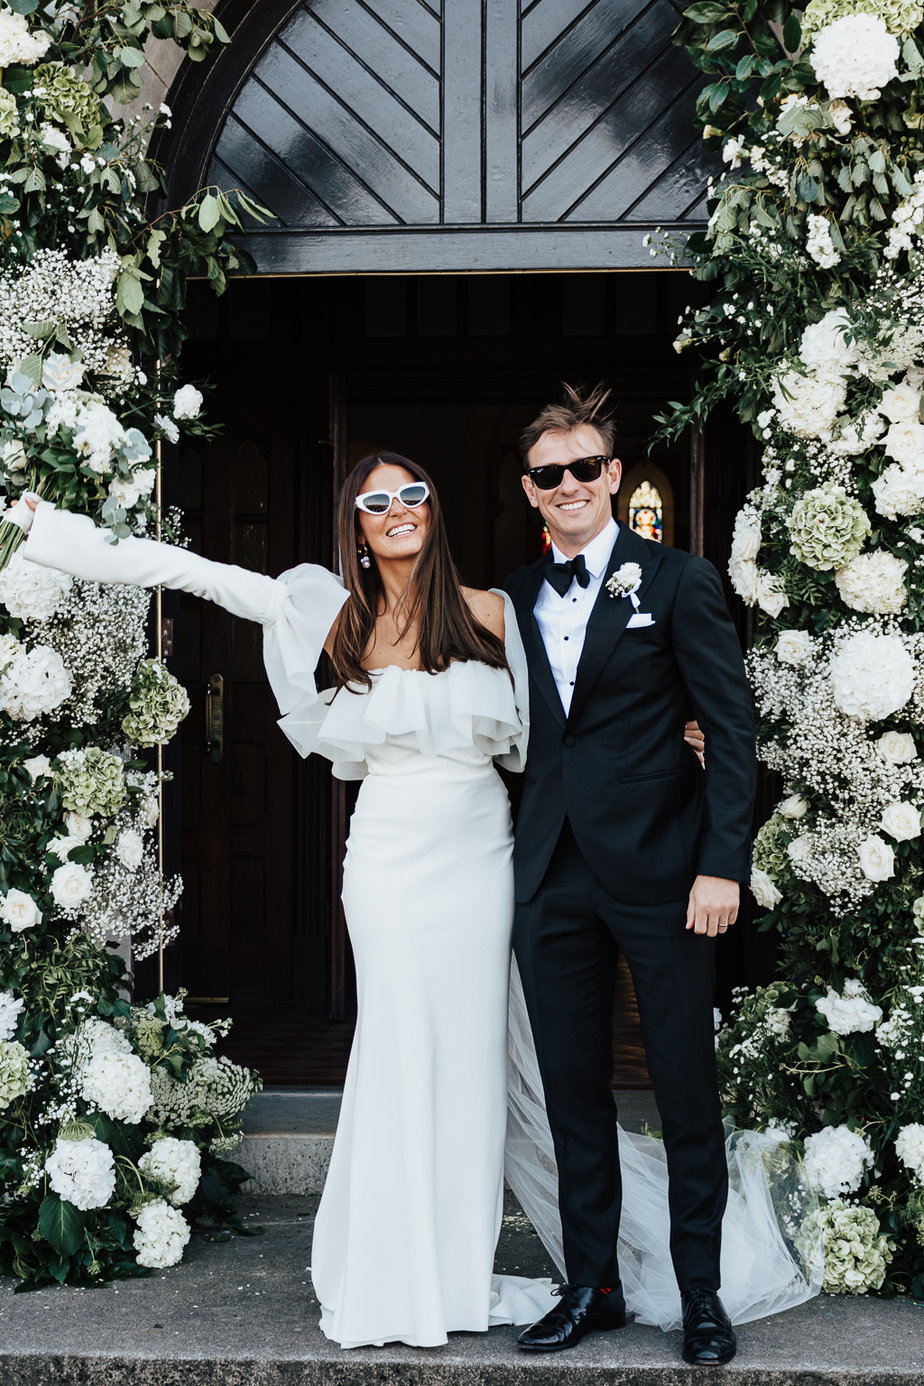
[358,540,372,569]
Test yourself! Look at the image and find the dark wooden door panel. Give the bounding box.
[183,0,719,273]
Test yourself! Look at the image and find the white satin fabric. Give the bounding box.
[20,504,820,1345]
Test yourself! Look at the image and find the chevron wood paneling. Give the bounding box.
[204,0,715,253]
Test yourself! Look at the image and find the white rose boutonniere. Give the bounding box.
[606,562,643,603]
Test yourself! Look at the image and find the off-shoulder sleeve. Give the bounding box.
[492,589,530,772]
[21,503,352,758]
[22,500,285,625]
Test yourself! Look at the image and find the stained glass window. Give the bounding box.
[628,480,663,543]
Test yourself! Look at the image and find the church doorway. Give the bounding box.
[164,268,759,1083]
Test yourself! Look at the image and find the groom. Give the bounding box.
[504,384,757,1366]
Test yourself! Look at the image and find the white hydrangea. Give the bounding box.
[803,1124,875,1198]
[834,551,908,614]
[809,14,900,100]
[0,992,24,1042]
[45,1137,115,1211]
[173,384,203,420]
[79,1050,152,1124]
[139,1138,201,1206]
[0,550,72,621]
[799,309,857,374]
[132,1199,191,1268]
[895,1123,924,1184]
[72,401,127,475]
[0,644,72,720]
[772,368,846,440]
[829,631,915,721]
[0,11,51,66]
[816,978,883,1035]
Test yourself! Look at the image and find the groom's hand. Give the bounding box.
[685,876,739,937]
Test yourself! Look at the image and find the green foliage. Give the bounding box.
[670,1,924,1298]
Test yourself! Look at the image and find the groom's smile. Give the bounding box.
[521,423,622,558]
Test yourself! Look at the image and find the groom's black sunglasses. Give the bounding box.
[527,455,609,490]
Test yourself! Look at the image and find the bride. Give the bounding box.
[7,452,819,1350]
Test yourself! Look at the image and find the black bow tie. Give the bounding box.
[545,552,590,597]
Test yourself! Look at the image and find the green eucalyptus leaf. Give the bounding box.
[197,194,221,233]
[781,12,801,53]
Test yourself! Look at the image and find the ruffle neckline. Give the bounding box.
[259,563,529,778]
[286,660,522,780]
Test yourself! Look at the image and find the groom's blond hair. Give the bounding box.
[519,382,615,472]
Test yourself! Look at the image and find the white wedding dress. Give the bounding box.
[18,503,821,1348]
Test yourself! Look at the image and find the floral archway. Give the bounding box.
[662,0,924,1299]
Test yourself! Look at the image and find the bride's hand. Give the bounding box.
[3,493,39,533]
[684,719,705,766]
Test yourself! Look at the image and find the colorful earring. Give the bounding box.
[358,541,372,570]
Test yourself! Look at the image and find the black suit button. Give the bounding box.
[563,734,577,747]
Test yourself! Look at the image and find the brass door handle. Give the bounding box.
[205,673,224,762]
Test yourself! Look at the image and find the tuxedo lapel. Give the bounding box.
[509,557,567,728]
[567,525,664,727]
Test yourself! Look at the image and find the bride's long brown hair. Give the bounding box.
[331,451,509,691]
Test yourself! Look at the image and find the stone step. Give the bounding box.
[0,1193,918,1385]
[237,1087,662,1194]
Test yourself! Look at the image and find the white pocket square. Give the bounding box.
[627,612,656,628]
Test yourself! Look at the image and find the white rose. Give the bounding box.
[757,570,789,618]
[876,731,917,765]
[857,834,896,882]
[787,835,812,866]
[779,794,809,819]
[64,811,94,841]
[879,383,921,423]
[50,862,93,910]
[827,100,853,135]
[107,476,141,510]
[871,463,924,520]
[729,556,760,605]
[1,889,42,932]
[154,413,180,445]
[115,829,143,872]
[172,385,203,421]
[730,511,761,561]
[48,835,83,863]
[776,630,812,665]
[750,868,782,910]
[23,755,51,782]
[883,418,924,466]
[880,802,922,843]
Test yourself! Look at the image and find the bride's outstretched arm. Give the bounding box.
[8,497,305,628]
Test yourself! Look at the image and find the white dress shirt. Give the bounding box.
[533,518,618,716]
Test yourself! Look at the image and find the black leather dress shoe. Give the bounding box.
[681,1288,737,1365]
[517,1283,627,1352]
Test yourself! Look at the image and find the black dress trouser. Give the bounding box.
[512,821,727,1293]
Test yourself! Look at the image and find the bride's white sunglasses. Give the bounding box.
[354,482,430,515]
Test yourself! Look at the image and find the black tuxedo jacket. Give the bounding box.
[504,524,757,907]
